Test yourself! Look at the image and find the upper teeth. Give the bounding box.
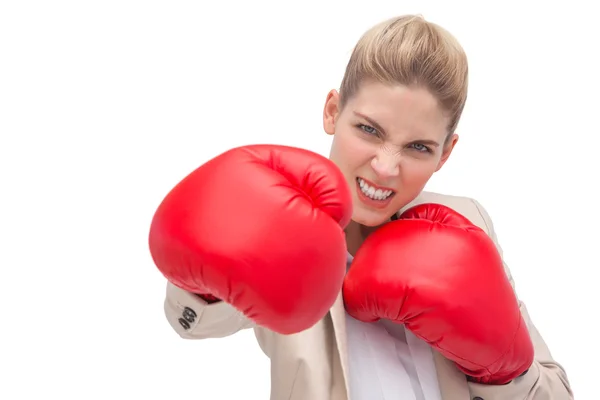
[358,178,394,200]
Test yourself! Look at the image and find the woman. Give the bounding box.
[150,14,573,400]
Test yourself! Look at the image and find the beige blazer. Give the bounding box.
[162,191,574,400]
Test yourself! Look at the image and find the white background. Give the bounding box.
[1,1,598,399]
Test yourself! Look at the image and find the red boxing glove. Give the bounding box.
[149,144,353,334]
[343,203,534,384]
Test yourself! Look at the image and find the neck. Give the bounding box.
[345,219,389,257]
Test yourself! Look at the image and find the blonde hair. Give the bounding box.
[339,14,469,136]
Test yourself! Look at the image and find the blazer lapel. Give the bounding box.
[432,351,470,400]
[330,292,352,398]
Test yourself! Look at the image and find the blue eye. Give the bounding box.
[411,143,431,153]
[359,124,378,135]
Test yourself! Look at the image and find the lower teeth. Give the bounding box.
[364,192,388,200]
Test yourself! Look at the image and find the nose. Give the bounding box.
[371,149,400,178]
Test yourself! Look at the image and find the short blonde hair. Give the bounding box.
[339,14,469,136]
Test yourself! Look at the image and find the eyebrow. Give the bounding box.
[353,111,441,147]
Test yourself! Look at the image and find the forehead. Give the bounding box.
[346,81,450,139]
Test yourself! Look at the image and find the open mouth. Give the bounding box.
[356,177,396,201]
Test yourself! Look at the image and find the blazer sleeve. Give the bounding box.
[466,199,574,400]
[163,281,255,339]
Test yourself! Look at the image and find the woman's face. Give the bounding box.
[323,80,458,227]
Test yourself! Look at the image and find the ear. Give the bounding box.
[323,89,340,136]
[435,133,459,172]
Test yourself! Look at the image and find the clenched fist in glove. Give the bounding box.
[149,144,353,334]
[343,203,534,384]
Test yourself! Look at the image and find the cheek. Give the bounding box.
[331,131,373,169]
[398,157,440,186]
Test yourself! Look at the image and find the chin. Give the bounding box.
[351,207,393,227]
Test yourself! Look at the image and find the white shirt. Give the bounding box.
[345,252,442,400]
